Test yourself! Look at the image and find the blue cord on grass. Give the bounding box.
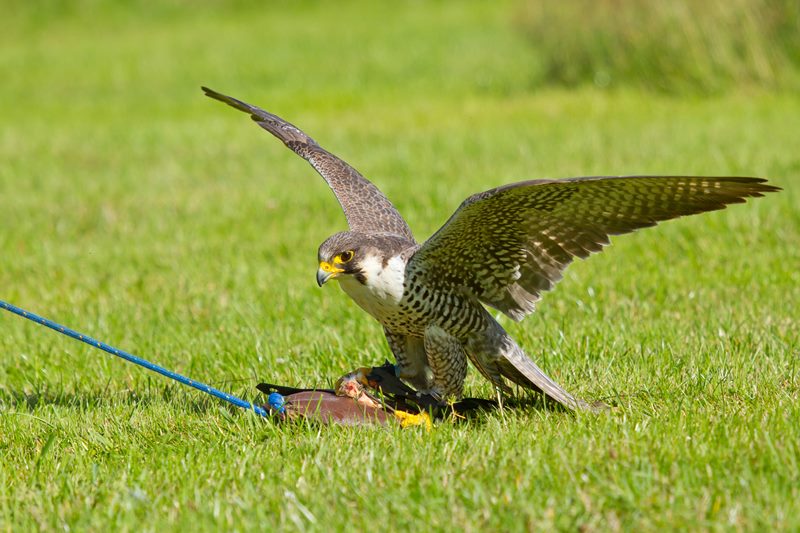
[0,300,269,418]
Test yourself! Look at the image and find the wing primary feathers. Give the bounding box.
[203,86,322,149]
[202,86,415,241]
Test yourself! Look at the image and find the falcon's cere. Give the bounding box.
[203,86,779,411]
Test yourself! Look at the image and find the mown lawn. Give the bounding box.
[1,1,798,531]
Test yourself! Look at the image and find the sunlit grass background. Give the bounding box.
[1,1,798,530]
[518,0,800,93]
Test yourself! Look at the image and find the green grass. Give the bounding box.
[517,0,800,94]
[1,1,798,531]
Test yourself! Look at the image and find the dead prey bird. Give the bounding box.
[204,87,778,411]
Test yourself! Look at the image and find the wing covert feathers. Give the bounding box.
[411,176,779,321]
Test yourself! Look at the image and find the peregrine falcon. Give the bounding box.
[203,87,779,411]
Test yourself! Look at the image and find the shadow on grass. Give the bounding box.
[0,382,614,428]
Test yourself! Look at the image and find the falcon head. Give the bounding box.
[316,232,367,286]
[316,231,413,286]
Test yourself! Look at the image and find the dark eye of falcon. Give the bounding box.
[338,250,354,263]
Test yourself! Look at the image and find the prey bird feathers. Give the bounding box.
[203,86,779,411]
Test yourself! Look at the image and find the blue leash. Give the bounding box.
[0,300,269,417]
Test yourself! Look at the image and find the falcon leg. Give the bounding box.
[423,325,468,400]
[383,328,434,392]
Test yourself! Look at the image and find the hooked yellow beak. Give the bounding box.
[317,261,344,286]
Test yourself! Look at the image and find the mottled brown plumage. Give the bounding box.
[205,87,780,411]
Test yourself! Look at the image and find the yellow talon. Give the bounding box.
[394,410,432,431]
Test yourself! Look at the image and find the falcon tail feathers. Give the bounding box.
[498,338,602,412]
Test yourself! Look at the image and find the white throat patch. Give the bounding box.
[337,255,406,318]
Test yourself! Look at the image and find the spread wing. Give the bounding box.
[408,176,779,321]
[203,87,414,241]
